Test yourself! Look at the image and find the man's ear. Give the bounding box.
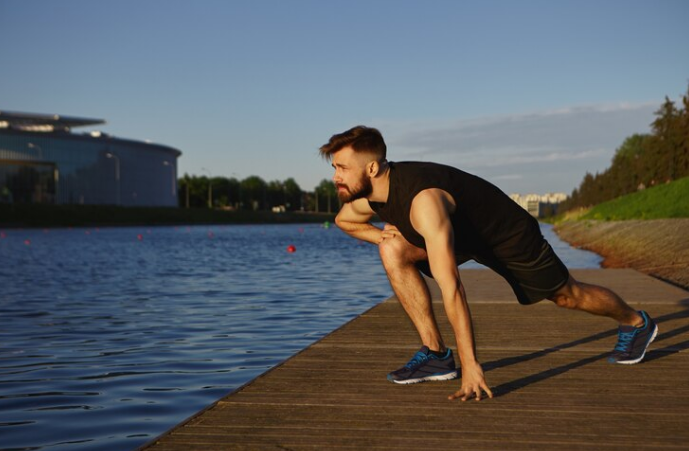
[367,160,380,177]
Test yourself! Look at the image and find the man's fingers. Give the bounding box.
[447,388,464,401]
[474,388,482,402]
[380,230,400,241]
[448,388,472,402]
[483,384,494,399]
[448,386,493,402]
[463,388,479,402]
[448,389,464,401]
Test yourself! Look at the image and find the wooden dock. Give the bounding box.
[141,269,689,450]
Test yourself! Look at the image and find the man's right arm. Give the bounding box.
[334,198,382,244]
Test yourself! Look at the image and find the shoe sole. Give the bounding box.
[389,370,459,385]
[614,324,659,365]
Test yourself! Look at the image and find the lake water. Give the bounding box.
[0,222,601,451]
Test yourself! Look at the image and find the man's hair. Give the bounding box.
[319,126,387,162]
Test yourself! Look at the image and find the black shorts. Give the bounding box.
[415,240,570,305]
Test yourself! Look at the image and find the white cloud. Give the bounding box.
[492,174,523,181]
[469,148,609,168]
[379,102,657,194]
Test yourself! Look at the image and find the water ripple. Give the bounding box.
[0,222,599,450]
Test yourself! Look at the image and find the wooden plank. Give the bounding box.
[140,270,689,451]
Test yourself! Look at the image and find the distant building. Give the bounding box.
[509,192,567,217]
[0,110,181,206]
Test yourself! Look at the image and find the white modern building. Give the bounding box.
[0,111,181,206]
[509,192,567,217]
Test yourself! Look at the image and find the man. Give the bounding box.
[320,125,658,402]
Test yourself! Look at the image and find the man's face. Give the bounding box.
[331,146,373,203]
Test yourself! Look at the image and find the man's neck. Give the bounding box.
[367,163,391,203]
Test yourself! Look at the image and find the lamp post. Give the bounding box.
[183,174,190,209]
[105,152,121,205]
[232,172,242,210]
[201,167,213,209]
[162,161,176,199]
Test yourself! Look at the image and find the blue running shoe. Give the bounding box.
[608,310,658,364]
[387,346,458,384]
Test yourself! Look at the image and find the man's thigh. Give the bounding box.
[496,241,570,305]
[414,243,569,305]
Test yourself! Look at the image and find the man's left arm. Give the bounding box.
[410,189,493,401]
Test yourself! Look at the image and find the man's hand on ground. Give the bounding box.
[448,363,493,402]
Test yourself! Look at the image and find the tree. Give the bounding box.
[609,134,649,195]
[267,180,285,209]
[647,97,681,183]
[283,178,302,211]
[314,179,338,213]
[562,82,689,213]
[177,174,302,211]
[227,177,241,209]
[178,174,211,208]
[212,177,240,208]
[241,176,267,211]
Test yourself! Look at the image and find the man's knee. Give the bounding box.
[547,277,582,309]
[378,235,426,268]
[378,235,406,265]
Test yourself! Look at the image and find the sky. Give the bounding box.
[1,0,687,195]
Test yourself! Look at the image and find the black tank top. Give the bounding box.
[368,162,543,262]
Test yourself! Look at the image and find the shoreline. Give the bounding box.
[0,204,337,229]
[554,218,689,290]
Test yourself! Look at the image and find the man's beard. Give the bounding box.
[337,176,373,203]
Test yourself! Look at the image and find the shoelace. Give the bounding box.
[614,329,637,352]
[405,352,429,369]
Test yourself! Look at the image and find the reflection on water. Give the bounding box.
[0,222,600,450]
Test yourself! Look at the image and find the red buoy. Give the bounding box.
[287,245,296,253]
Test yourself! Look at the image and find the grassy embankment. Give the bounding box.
[554,176,689,289]
[0,204,336,228]
[578,176,689,221]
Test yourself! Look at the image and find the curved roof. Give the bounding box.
[0,110,105,131]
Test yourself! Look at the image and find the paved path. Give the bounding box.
[141,269,689,450]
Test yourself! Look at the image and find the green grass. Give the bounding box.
[581,176,689,221]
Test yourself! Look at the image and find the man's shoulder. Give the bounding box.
[394,160,448,168]
[394,161,464,174]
